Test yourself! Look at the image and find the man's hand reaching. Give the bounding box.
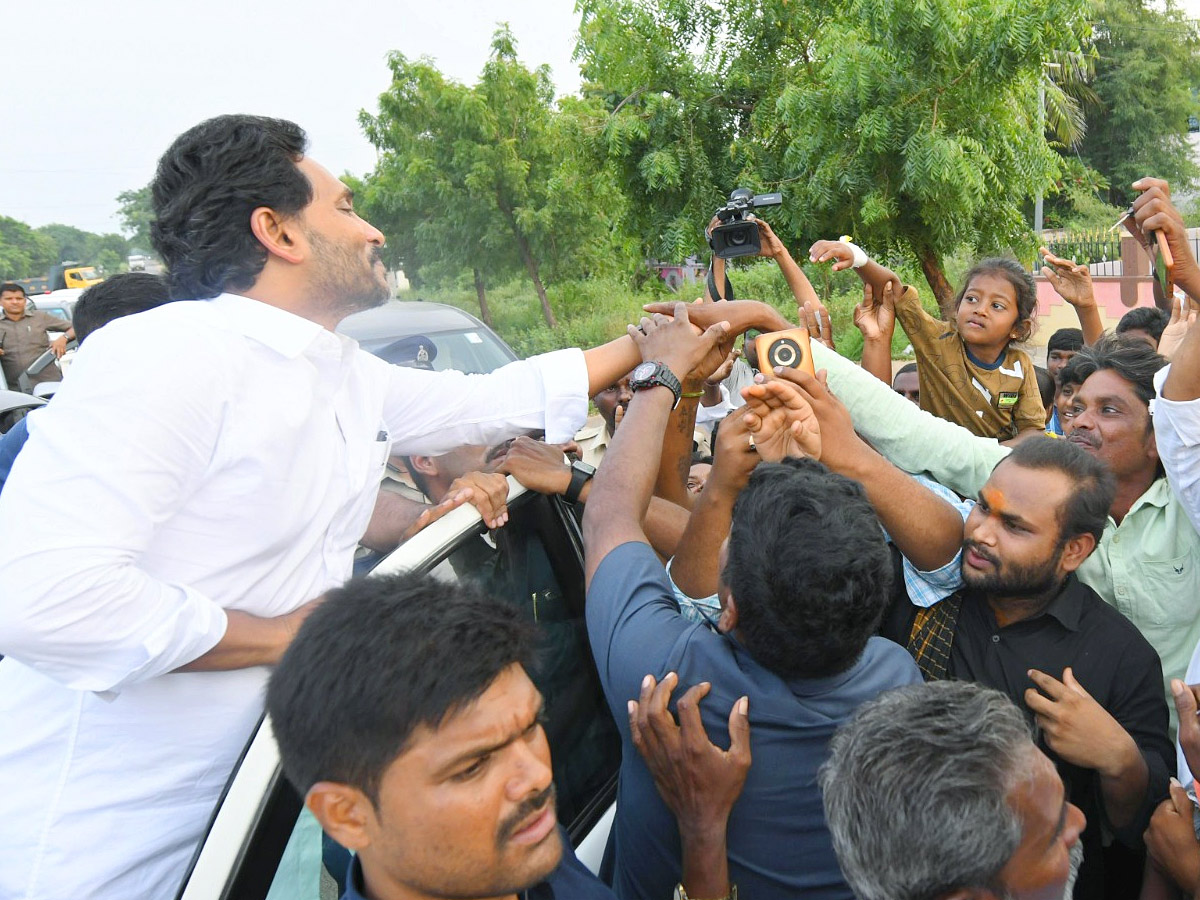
[50,335,69,359]
[629,303,731,385]
[493,437,573,496]
[740,378,822,462]
[445,471,510,530]
[1040,248,1096,309]
[642,299,792,342]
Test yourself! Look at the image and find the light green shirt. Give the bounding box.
[813,342,1200,735]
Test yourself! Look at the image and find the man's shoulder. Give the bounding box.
[857,635,923,686]
[1074,579,1159,653]
[529,828,616,900]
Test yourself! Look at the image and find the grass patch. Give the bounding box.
[402,259,945,363]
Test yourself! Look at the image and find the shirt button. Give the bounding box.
[992,634,1000,643]
[1113,535,1121,544]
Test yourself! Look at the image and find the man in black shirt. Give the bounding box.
[741,369,1173,899]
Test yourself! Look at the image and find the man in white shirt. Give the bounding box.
[0,114,739,900]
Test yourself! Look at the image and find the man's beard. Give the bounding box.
[306,229,390,316]
[961,540,1065,599]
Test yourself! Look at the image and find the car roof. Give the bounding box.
[337,300,492,342]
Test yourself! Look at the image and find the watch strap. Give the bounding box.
[564,461,594,504]
[631,362,683,408]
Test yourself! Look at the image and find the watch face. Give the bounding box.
[633,361,657,381]
[573,460,597,476]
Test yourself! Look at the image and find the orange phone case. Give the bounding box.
[755,327,816,376]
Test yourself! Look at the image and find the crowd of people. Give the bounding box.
[2,113,1200,900]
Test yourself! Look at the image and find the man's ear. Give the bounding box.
[306,782,374,852]
[249,206,305,265]
[1059,532,1097,574]
[718,594,738,633]
[408,456,439,478]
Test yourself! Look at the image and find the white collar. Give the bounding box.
[208,293,331,359]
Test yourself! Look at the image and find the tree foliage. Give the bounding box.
[116,185,155,253]
[575,0,1090,308]
[0,217,58,280]
[359,27,615,327]
[1075,0,1200,207]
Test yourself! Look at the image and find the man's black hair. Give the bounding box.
[996,437,1115,546]
[1034,365,1055,408]
[723,457,891,679]
[1058,332,1166,407]
[893,362,918,378]
[0,283,26,297]
[72,273,171,343]
[1047,328,1084,354]
[1116,306,1170,344]
[150,115,312,301]
[691,451,714,465]
[267,572,538,804]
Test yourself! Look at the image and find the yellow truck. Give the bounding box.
[16,262,103,296]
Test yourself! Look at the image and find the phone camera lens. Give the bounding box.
[769,338,801,369]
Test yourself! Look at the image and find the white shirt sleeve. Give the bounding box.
[380,348,590,454]
[0,320,229,694]
[1154,364,1200,535]
[695,384,735,429]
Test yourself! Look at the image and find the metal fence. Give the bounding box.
[1041,230,1123,277]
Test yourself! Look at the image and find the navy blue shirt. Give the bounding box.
[0,415,30,495]
[587,541,922,900]
[339,827,614,900]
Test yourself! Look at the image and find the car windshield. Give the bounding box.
[362,327,514,374]
[73,268,100,281]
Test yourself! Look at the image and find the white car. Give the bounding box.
[175,480,620,900]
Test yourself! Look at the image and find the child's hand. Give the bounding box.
[809,240,857,272]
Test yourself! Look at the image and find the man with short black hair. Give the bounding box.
[1045,327,1083,436]
[822,680,1086,900]
[892,361,920,404]
[1118,306,1170,349]
[0,281,74,391]
[583,307,920,899]
[267,571,742,900]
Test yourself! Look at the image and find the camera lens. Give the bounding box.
[768,338,801,369]
[729,230,747,246]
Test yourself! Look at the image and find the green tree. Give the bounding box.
[1074,0,1200,206]
[576,0,1089,308]
[0,217,58,279]
[36,224,129,274]
[116,185,155,252]
[360,27,612,328]
[779,0,1089,308]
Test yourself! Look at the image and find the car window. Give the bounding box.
[212,492,620,900]
[367,328,514,375]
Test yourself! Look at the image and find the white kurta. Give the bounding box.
[0,294,588,899]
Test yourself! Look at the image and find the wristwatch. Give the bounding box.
[630,361,683,408]
[673,884,738,900]
[563,459,596,504]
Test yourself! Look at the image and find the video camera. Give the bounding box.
[708,188,783,259]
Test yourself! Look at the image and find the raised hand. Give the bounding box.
[1131,178,1200,301]
[1145,779,1200,893]
[643,299,792,341]
[800,300,835,350]
[1172,679,1200,783]
[754,218,788,260]
[740,378,822,462]
[628,672,751,835]
[710,406,763,491]
[853,280,897,343]
[1158,294,1199,361]
[1040,248,1096,309]
[400,489,473,542]
[630,302,730,385]
[1024,668,1139,777]
[808,239,857,272]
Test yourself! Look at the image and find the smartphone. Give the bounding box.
[754,327,816,377]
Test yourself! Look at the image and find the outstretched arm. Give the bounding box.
[854,280,898,385]
[1040,248,1104,346]
[583,306,730,587]
[742,368,965,571]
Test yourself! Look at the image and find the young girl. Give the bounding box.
[811,239,1045,440]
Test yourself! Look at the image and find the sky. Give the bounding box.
[7,0,1200,241]
[2,0,583,237]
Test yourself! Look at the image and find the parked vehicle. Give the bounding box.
[175,482,621,899]
[15,263,102,296]
[338,300,516,373]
